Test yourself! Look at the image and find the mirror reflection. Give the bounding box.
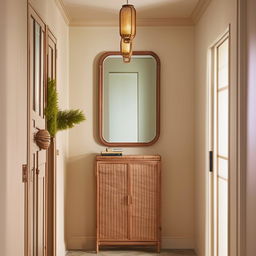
[100,52,160,145]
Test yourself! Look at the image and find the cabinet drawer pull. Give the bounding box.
[127,195,133,205]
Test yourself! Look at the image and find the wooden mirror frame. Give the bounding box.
[98,51,160,147]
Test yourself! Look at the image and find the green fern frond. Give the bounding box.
[45,79,58,137]
[57,109,86,131]
[45,79,86,135]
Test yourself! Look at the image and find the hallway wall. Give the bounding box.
[0,0,69,255]
[194,0,237,255]
[67,26,195,250]
[0,0,27,255]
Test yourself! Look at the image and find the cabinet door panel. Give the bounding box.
[130,163,160,241]
[98,163,128,240]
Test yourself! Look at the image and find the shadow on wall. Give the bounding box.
[65,153,98,249]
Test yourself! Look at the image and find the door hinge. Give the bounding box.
[22,164,28,183]
[209,151,213,172]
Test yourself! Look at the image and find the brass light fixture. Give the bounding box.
[120,38,133,63]
[119,0,136,62]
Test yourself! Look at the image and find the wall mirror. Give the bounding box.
[98,51,160,146]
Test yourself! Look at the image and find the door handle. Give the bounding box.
[209,151,213,172]
[34,129,51,150]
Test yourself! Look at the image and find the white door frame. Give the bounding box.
[207,28,230,256]
[236,0,247,255]
[205,0,247,255]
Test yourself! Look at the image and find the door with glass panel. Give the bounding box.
[26,6,48,256]
[209,32,230,256]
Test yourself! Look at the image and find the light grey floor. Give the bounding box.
[66,249,196,256]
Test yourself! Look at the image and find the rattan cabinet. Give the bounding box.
[96,155,161,253]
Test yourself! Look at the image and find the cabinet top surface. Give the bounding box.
[96,155,161,161]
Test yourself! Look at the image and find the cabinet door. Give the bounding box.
[130,163,160,241]
[98,163,129,240]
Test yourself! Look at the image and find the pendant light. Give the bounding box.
[119,0,136,62]
[119,0,136,42]
[120,38,133,63]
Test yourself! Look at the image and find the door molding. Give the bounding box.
[46,27,57,256]
[207,28,230,256]
[205,0,248,254]
[236,0,247,255]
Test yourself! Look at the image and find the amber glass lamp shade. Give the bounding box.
[119,4,136,43]
[120,38,132,62]
[120,38,132,56]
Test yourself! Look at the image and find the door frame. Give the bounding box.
[206,0,247,254]
[46,27,57,256]
[207,28,230,256]
[236,0,247,255]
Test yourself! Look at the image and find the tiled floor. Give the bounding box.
[66,249,196,256]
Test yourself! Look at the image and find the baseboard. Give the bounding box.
[67,236,96,250]
[67,236,195,250]
[161,236,195,249]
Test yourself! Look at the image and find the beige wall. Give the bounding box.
[67,26,195,250]
[194,0,237,255]
[0,0,69,255]
[0,0,27,255]
[246,0,256,254]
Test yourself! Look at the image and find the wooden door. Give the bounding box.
[26,6,48,256]
[47,29,57,81]
[130,163,160,241]
[97,163,129,241]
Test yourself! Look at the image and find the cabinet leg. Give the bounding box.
[156,242,161,253]
[96,243,99,254]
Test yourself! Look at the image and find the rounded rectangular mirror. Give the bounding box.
[98,51,160,146]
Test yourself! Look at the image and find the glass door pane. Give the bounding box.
[216,36,229,256]
[34,22,41,113]
[209,33,230,256]
[218,89,229,157]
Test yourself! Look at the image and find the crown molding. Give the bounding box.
[191,0,212,23]
[54,0,71,25]
[55,0,211,27]
[135,18,194,26]
[70,18,194,27]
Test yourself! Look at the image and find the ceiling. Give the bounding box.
[60,0,211,26]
